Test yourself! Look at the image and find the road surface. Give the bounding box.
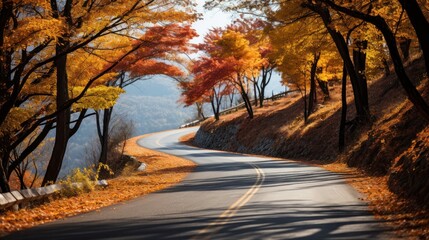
[5,127,393,239]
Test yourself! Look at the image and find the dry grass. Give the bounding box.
[0,136,196,237]
[324,163,429,239]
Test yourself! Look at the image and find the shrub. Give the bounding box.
[59,163,113,197]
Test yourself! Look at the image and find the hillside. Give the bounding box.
[192,57,429,237]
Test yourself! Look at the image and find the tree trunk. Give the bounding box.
[42,39,70,186]
[98,108,113,166]
[241,91,254,119]
[308,52,321,117]
[339,64,348,152]
[229,92,235,108]
[304,3,370,121]
[259,67,273,107]
[353,40,370,119]
[377,17,429,120]
[398,0,429,74]
[238,80,253,119]
[257,74,264,107]
[383,58,391,77]
[0,0,13,127]
[196,102,206,120]
[0,163,10,192]
[317,79,330,98]
[210,96,219,121]
[398,37,411,61]
[303,83,308,123]
[253,80,258,106]
[95,107,113,178]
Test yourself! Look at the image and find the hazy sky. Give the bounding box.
[191,1,233,44]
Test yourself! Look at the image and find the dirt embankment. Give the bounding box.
[192,57,429,238]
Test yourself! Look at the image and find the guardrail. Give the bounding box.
[180,119,204,128]
[0,180,108,212]
[265,90,299,101]
[180,90,299,128]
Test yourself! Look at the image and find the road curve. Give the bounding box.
[5,127,393,240]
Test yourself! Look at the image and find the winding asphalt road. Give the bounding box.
[5,127,393,239]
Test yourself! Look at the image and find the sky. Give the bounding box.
[191,1,234,44]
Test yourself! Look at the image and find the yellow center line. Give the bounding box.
[155,138,164,147]
[193,163,266,240]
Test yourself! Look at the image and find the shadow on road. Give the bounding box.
[153,160,348,194]
[5,136,394,240]
[5,202,392,240]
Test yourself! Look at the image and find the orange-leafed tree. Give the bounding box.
[212,30,263,119]
[41,1,196,186]
[228,19,278,107]
[95,24,197,167]
[0,0,196,191]
[183,27,263,119]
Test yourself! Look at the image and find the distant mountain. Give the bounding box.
[117,76,196,135]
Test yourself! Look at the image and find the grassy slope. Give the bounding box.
[194,56,429,238]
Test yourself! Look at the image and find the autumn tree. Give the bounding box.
[0,0,63,192]
[268,4,342,121]
[229,19,278,107]
[398,0,429,73]
[183,27,263,119]
[0,0,196,191]
[318,0,429,121]
[97,24,197,167]
[212,30,263,119]
[182,57,234,120]
[206,1,372,121]
[41,0,195,186]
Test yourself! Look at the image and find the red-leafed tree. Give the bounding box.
[182,57,235,120]
[96,24,197,167]
[183,27,263,120]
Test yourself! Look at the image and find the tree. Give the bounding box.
[0,0,64,192]
[212,30,263,119]
[268,8,340,121]
[320,0,429,121]
[182,57,234,120]
[229,19,278,107]
[398,0,429,73]
[96,23,196,166]
[300,1,371,122]
[0,0,196,191]
[183,27,263,119]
